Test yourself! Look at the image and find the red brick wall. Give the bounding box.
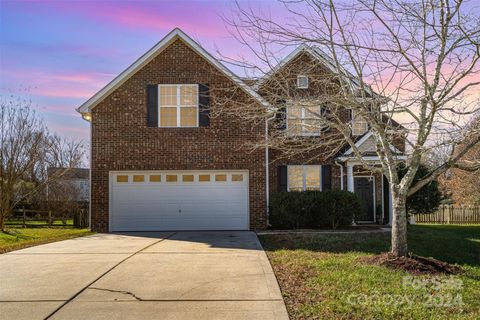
[91,38,266,232]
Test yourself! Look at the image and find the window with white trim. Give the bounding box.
[287,165,322,191]
[297,75,309,89]
[158,84,198,127]
[351,110,368,135]
[287,103,327,136]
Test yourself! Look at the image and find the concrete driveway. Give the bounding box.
[0,231,288,320]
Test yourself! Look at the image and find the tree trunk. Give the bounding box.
[0,213,4,232]
[390,190,408,256]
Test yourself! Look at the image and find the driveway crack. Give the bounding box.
[89,287,143,301]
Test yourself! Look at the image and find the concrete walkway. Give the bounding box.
[0,231,288,320]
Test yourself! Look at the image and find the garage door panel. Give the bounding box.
[110,171,249,231]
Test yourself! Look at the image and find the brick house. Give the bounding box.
[77,28,405,232]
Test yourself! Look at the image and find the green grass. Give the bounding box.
[260,225,480,320]
[0,228,94,253]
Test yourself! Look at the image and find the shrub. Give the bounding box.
[269,190,365,229]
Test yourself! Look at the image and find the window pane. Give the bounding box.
[232,174,243,182]
[116,175,128,183]
[180,107,197,127]
[304,106,321,118]
[288,106,302,135]
[182,174,194,182]
[303,106,321,134]
[160,107,177,127]
[215,174,227,182]
[288,166,303,191]
[166,175,177,182]
[133,175,145,183]
[305,166,321,190]
[180,85,198,105]
[199,174,210,182]
[288,105,302,119]
[303,119,321,134]
[159,85,177,106]
[149,175,161,182]
[288,119,302,135]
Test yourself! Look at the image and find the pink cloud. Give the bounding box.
[2,68,114,99]
[46,1,227,38]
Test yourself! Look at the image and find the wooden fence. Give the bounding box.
[6,207,89,228]
[415,205,480,224]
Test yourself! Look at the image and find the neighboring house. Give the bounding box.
[438,118,480,205]
[47,168,90,202]
[77,28,405,232]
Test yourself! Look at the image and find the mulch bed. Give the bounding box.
[361,252,462,275]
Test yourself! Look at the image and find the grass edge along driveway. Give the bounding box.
[0,228,94,253]
[259,225,480,320]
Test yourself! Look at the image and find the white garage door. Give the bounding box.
[109,170,249,231]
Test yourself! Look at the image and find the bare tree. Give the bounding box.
[0,96,87,230]
[218,0,480,256]
[0,97,47,230]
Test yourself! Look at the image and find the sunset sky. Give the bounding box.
[1,1,479,142]
[0,0,272,140]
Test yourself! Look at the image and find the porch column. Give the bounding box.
[347,164,354,192]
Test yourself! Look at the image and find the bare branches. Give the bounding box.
[215,0,480,256]
[0,95,87,230]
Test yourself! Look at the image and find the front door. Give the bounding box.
[354,177,375,222]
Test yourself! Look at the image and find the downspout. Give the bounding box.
[265,113,276,226]
[335,160,344,190]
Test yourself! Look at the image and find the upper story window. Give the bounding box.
[288,165,321,191]
[159,84,198,127]
[351,110,368,136]
[297,75,309,89]
[287,103,327,136]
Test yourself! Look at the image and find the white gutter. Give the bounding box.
[265,113,277,226]
[88,116,92,230]
[335,161,344,190]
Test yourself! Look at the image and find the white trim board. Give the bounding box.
[77,28,270,116]
[343,131,402,156]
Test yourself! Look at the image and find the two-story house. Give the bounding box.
[77,28,405,232]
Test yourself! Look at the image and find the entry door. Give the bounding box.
[354,177,375,222]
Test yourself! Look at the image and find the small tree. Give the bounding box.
[0,96,86,230]
[0,97,47,230]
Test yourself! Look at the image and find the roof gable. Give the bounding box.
[343,131,402,156]
[254,44,367,94]
[77,28,269,115]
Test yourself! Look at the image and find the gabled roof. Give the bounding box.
[253,44,369,94]
[77,28,270,115]
[342,131,403,156]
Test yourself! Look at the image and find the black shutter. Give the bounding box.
[321,105,331,132]
[322,165,332,190]
[199,84,210,126]
[146,85,158,127]
[275,100,287,130]
[278,166,288,192]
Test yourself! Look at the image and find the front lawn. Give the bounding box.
[260,225,480,320]
[0,228,94,253]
